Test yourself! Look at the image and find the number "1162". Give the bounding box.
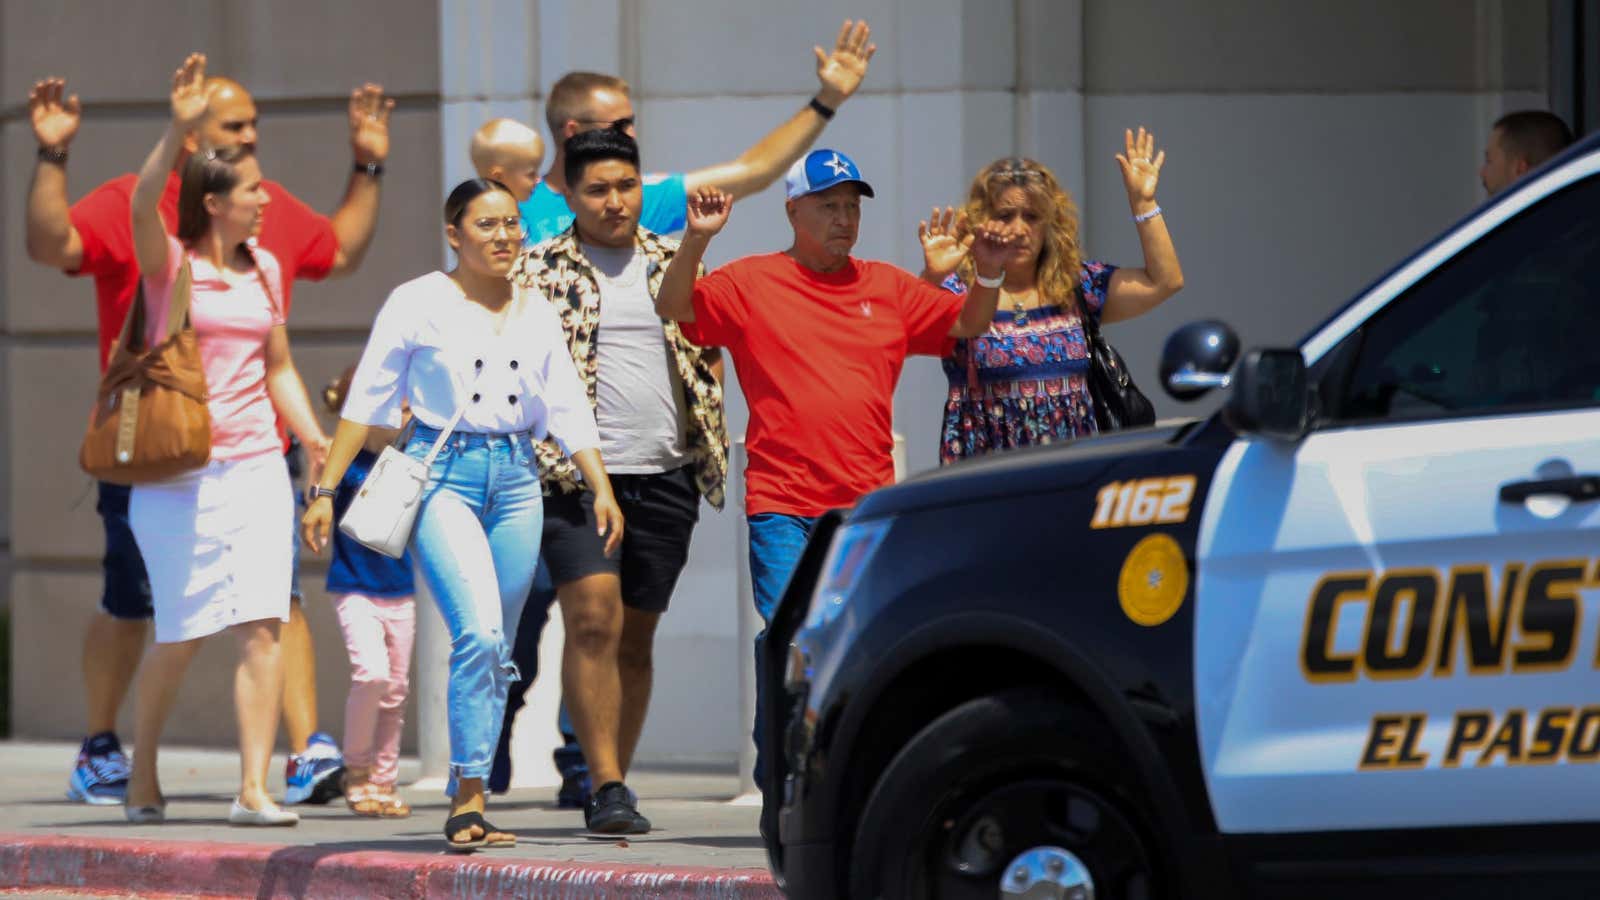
[1091,476,1197,529]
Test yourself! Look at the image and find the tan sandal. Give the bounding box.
[373,787,411,819]
[345,783,383,817]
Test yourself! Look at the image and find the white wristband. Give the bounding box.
[974,269,1005,289]
[1133,205,1163,224]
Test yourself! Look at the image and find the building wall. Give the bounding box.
[0,0,443,749]
[3,0,1549,760]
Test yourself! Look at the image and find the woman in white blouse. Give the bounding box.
[302,178,621,852]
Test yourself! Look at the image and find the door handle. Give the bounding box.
[1499,475,1600,504]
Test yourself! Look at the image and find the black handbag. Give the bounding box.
[1077,288,1156,431]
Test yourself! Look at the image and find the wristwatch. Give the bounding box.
[354,161,385,178]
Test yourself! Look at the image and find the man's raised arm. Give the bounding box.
[657,188,734,322]
[24,78,85,271]
[681,20,875,200]
[327,84,394,276]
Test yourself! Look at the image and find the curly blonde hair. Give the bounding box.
[957,157,1082,305]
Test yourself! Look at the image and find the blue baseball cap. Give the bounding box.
[784,149,876,199]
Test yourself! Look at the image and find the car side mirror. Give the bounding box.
[1222,349,1310,440]
[1160,320,1241,401]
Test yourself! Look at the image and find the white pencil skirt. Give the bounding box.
[130,452,293,644]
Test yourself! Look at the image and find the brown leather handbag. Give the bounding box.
[79,260,212,484]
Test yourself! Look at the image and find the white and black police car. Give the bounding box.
[758,130,1600,899]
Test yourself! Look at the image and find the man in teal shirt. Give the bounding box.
[521,19,876,244]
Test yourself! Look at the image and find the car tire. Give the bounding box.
[848,688,1163,900]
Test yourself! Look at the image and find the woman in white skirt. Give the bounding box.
[122,54,330,827]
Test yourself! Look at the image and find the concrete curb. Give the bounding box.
[0,832,782,899]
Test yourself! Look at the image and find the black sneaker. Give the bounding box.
[584,781,650,834]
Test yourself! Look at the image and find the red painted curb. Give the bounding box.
[0,832,782,899]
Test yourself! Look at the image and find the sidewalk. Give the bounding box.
[0,741,779,898]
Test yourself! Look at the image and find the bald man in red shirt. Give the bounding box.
[25,70,392,808]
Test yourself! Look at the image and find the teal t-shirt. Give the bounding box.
[519,173,689,245]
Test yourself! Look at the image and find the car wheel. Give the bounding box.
[848,689,1162,900]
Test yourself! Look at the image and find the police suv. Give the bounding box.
[759,132,1600,899]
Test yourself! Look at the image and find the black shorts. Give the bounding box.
[541,466,701,614]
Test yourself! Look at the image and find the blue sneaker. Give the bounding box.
[283,732,345,805]
[66,732,130,806]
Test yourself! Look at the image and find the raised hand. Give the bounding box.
[170,53,209,131]
[1115,126,1165,206]
[814,19,876,107]
[686,187,733,238]
[969,218,1017,278]
[349,83,395,165]
[29,78,82,149]
[918,206,973,281]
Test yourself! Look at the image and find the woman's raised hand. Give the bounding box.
[969,218,1017,278]
[686,187,733,238]
[170,53,209,131]
[1115,126,1165,206]
[918,206,973,282]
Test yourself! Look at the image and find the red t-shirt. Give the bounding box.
[69,171,338,371]
[681,253,964,516]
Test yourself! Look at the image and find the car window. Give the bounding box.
[1319,175,1600,425]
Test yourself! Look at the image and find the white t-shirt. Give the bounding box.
[342,270,599,457]
[583,242,689,473]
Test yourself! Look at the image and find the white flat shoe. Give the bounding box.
[124,802,166,824]
[228,798,299,826]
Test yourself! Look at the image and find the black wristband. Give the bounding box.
[37,145,69,166]
[354,161,384,178]
[808,97,836,120]
[311,485,338,501]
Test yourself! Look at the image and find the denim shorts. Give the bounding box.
[289,482,304,600]
[97,482,155,619]
[287,441,304,601]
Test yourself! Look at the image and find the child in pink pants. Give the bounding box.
[324,371,417,817]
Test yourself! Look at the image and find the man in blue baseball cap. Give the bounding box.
[652,147,1013,779]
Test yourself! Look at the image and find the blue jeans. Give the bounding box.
[747,512,821,782]
[407,426,543,794]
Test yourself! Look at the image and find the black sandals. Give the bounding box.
[443,810,516,852]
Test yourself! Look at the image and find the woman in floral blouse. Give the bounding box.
[922,128,1185,464]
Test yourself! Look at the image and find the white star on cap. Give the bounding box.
[824,152,853,177]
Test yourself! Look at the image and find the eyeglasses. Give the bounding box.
[473,216,524,238]
[576,115,636,133]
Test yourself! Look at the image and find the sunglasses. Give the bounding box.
[577,115,636,133]
[987,158,1046,182]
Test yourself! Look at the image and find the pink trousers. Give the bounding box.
[334,593,416,787]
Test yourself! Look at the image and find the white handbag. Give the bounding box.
[337,377,478,559]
